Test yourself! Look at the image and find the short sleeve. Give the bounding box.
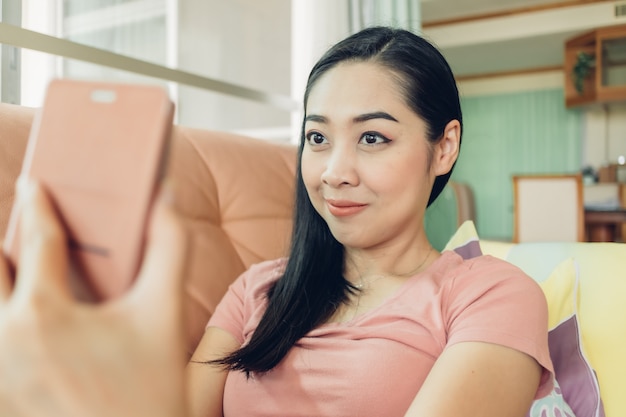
[207,258,285,345]
[445,255,554,398]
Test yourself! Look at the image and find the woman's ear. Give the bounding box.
[432,119,461,176]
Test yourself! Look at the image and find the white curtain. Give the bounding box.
[348,0,421,34]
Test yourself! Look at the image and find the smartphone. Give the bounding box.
[2,79,174,301]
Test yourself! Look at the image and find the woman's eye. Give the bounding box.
[360,132,390,145]
[306,132,327,145]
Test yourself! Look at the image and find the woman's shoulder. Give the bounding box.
[244,257,287,279]
[434,252,549,351]
[209,258,287,336]
[232,257,287,297]
[439,250,533,282]
[434,251,542,295]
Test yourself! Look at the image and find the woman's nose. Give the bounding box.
[321,146,359,187]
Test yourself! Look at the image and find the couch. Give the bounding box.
[0,102,623,417]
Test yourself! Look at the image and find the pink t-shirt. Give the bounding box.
[208,251,554,417]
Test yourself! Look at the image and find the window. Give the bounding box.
[7,0,295,141]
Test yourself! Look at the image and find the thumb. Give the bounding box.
[12,179,71,304]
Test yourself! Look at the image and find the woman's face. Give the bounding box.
[301,61,458,251]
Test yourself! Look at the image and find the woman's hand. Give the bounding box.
[0,179,189,417]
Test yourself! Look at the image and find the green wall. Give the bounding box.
[449,88,583,241]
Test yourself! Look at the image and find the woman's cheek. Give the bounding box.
[301,158,326,214]
[301,152,322,189]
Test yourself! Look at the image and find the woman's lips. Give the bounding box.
[325,199,367,217]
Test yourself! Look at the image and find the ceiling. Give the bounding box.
[419,0,624,78]
[420,0,574,22]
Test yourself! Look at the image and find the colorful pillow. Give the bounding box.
[528,377,575,417]
[537,258,605,417]
[442,220,482,259]
[506,242,625,417]
[443,223,604,417]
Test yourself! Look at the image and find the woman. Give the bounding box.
[187,27,553,417]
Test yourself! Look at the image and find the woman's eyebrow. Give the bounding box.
[353,111,398,123]
[304,114,327,124]
[304,112,398,124]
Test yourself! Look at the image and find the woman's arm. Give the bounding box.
[404,341,541,417]
[186,326,240,417]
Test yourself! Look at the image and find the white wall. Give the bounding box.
[583,102,626,169]
[458,70,563,98]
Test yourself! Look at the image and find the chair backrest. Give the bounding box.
[513,174,584,243]
[425,181,477,250]
[450,182,476,226]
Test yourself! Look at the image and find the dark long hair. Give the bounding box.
[212,26,463,375]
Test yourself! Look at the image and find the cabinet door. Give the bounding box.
[596,26,626,102]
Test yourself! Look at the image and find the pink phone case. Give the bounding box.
[2,79,174,300]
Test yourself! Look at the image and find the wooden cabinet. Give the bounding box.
[565,24,626,108]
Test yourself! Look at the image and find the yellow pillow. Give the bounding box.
[537,258,604,417]
[569,244,626,417]
[539,258,578,329]
[507,243,626,417]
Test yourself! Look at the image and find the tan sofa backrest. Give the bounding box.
[0,102,298,355]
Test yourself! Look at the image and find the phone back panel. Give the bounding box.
[3,79,174,300]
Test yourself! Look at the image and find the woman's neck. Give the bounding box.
[343,237,436,283]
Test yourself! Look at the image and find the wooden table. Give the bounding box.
[584,208,626,242]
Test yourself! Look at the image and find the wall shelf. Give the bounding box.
[565,24,626,108]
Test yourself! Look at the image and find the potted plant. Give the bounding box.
[572,51,595,94]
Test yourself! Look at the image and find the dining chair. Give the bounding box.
[512,174,584,243]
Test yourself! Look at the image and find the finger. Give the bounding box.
[12,180,70,303]
[128,181,188,319]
